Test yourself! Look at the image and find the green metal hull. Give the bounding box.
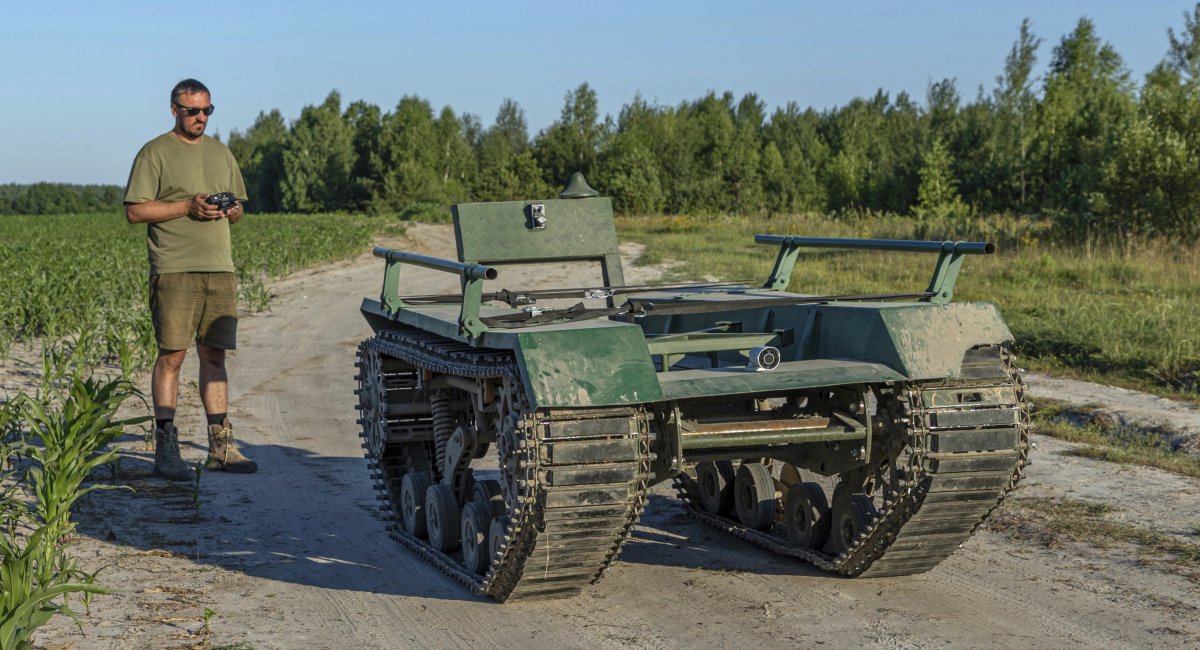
[362,295,1011,409]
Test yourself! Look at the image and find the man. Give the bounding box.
[124,78,257,481]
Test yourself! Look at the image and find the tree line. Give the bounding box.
[0,184,124,215]
[10,11,1200,238]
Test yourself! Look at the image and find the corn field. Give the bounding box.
[0,212,375,365]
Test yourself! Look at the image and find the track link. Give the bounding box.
[356,328,650,601]
[676,348,1031,577]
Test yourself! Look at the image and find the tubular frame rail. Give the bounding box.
[755,235,996,302]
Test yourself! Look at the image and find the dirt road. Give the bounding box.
[31,224,1200,649]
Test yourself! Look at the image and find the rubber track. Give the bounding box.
[675,349,1030,577]
[357,328,651,601]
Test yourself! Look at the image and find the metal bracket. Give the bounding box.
[460,274,487,340]
[923,248,966,304]
[763,239,803,291]
[526,203,547,230]
[381,258,407,313]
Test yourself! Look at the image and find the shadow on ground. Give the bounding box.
[70,434,822,603]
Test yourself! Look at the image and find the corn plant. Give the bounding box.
[200,606,216,643]
[0,408,109,649]
[0,513,109,650]
[17,374,149,543]
[0,411,24,533]
[0,360,145,647]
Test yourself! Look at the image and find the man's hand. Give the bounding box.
[187,193,226,220]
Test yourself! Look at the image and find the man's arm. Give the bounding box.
[125,194,226,224]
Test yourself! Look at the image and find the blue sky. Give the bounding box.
[1,1,1193,184]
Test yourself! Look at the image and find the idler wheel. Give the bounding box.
[400,471,433,538]
[426,484,462,552]
[472,478,507,518]
[489,515,513,563]
[696,460,736,514]
[461,501,493,574]
[825,482,878,556]
[734,462,777,530]
[784,482,831,549]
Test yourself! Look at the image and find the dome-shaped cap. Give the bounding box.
[559,172,599,199]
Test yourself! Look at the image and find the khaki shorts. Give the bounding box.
[150,272,238,351]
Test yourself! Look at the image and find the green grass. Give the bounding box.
[617,212,1200,399]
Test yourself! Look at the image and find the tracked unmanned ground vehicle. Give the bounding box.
[355,174,1030,601]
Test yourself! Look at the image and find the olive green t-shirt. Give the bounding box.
[124,132,248,274]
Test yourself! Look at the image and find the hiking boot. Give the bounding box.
[205,419,258,473]
[154,423,192,482]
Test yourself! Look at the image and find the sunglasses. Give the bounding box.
[174,102,215,117]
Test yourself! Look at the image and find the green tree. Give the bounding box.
[488,98,529,157]
[433,106,477,201]
[1109,4,1200,236]
[674,92,736,212]
[475,99,549,201]
[369,95,443,212]
[762,103,828,212]
[758,141,788,213]
[727,93,765,213]
[821,90,924,213]
[595,137,664,214]
[925,78,962,136]
[604,94,686,212]
[534,83,605,187]
[343,100,384,211]
[992,19,1042,210]
[280,91,355,212]
[914,137,968,219]
[822,92,882,210]
[227,109,288,213]
[1034,18,1136,222]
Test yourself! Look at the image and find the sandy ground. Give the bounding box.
[8,223,1198,649]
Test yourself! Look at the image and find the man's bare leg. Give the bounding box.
[152,348,191,480]
[152,348,187,421]
[197,343,227,416]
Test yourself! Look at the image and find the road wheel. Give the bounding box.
[785,482,831,549]
[426,484,462,552]
[734,462,777,530]
[400,471,433,538]
[696,460,736,514]
[826,482,878,556]
[472,478,506,518]
[461,501,493,574]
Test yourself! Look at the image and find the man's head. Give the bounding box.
[170,78,213,142]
